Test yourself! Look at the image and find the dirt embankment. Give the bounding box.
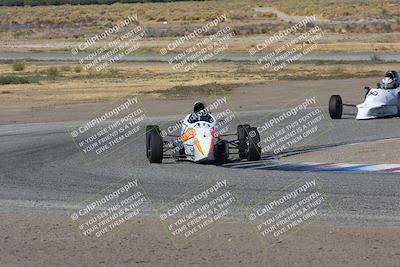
[2,213,400,266]
[0,77,381,125]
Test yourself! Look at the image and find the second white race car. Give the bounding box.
[329,70,400,120]
[145,102,261,163]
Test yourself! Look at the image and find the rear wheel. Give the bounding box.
[147,127,163,163]
[329,95,343,119]
[237,124,250,159]
[247,127,261,161]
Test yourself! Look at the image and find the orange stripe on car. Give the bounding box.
[181,128,195,142]
[194,137,204,156]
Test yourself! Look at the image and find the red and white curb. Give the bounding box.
[222,160,400,173]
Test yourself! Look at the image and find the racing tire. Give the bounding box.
[397,92,400,117]
[247,127,261,161]
[237,124,250,159]
[329,95,343,119]
[146,125,159,158]
[215,140,229,164]
[148,128,163,163]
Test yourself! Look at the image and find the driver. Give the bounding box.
[188,101,212,123]
[379,71,399,89]
[174,102,213,148]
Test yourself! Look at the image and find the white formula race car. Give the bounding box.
[145,102,261,163]
[329,71,400,120]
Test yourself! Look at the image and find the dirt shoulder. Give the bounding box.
[1,213,400,266]
[0,77,380,125]
[1,61,393,107]
[282,139,400,165]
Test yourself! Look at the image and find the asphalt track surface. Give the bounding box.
[1,108,400,227]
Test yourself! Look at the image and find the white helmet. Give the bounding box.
[380,77,397,89]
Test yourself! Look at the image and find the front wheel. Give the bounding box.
[329,95,343,119]
[146,125,158,158]
[397,92,400,116]
[148,130,163,163]
[247,127,261,161]
[237,124,250,159]
[215,140,229,164]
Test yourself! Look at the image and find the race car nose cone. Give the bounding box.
[193,129,214,160]
[196,136,212,155]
